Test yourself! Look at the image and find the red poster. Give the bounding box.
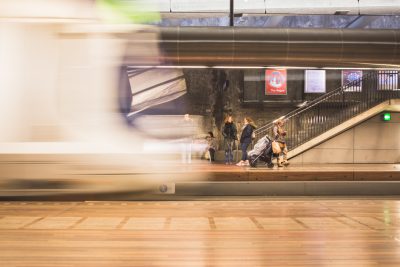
[265,69,287,95]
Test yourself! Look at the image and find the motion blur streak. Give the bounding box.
[0,0,207,200]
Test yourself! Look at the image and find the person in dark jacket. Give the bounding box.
[237,117,256,166]
[222,115,237,164]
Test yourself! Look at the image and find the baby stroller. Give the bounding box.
[248,135,274,168]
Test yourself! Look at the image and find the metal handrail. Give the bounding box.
[254,71,400,151]
[255,72,375,133]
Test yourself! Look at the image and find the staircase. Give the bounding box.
[254,71,400,157]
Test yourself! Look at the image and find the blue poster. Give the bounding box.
[342,70,362,92]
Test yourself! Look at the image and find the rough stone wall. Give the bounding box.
[183,69,239,146]
[182,69,380,150]
[157,15,400,29]
[183,69,296,148]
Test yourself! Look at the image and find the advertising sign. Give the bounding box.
[305,70,326,93]
[265,69,287,95]
[342,70,363,92]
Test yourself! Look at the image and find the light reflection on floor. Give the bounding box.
[1,198,400,266]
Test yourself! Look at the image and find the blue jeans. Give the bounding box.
[241,142,251,161]
[224,139,235,163]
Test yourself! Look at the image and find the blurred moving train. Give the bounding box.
[0,0,206,199]
[2,1,400,199]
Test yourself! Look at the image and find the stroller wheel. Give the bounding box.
[249,156,257,167]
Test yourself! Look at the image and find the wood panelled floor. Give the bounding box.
[1,198,400,266]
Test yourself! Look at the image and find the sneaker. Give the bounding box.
[244,160,250,166]
[236,161,244,166]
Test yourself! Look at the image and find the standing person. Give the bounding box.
[222,115,237,165]
[273,119,289,167]
[237,117,256,166]
[181,114,195,164]
[205,131,217,162]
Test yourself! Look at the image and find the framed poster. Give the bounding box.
[378,71,399,90]
[342,70,362,92]
[265,69,287,95]
[305,70,326,93]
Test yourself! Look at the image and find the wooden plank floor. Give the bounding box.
[1,198,400,266]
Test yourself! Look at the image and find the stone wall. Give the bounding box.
[183,69,244,144]
[182,69,356,149]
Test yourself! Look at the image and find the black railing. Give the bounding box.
[254,71,400,151]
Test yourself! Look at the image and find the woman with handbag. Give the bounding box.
[273,119,289,167]
[236,117,257,166]
[222,115,237,165]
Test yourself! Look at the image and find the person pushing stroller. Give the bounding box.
[273,119,290,167]
[248,135,274,168]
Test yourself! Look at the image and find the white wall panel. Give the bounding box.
[359,0,400,15]
[171,0,229,12]
[302,148,354,164]
[314,129,354,149]
[265,0,359,15]
[135,0,171,12]
[354,122,400,150]
[291,113,400,164]
[161,0,400,15]
[235,0,265,13]
[354,150,400,163]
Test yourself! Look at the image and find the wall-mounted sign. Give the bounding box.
[342,70,363,92]
[382,113,391,121]
[305,70,326,93]
[378,71,399,90]
[265,69,287,95]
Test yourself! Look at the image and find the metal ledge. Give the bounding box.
[176,181,400,196]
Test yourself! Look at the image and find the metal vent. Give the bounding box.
[334,10,350,15]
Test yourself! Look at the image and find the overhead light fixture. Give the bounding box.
[334,10,350,15]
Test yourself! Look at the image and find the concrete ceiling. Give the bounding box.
[151,0,400,29]
[141,0,400,15]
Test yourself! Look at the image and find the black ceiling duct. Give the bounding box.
[138,27,400,68]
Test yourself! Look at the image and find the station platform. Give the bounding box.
[0,152,399,199]
[187,163,400,182]
[167,163,400,197]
